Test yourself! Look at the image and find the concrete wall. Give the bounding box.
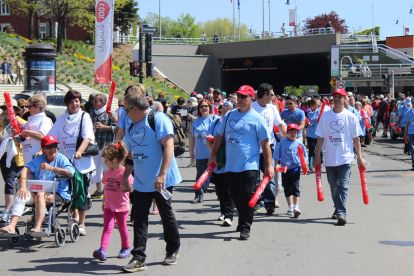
[152,55,213,93]
[153,44,199,56]
[197,34,339,59]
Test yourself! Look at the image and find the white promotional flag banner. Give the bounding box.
[289,9,296,27]
[94,0,114,84]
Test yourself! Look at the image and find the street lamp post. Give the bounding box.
[159,0,161,39]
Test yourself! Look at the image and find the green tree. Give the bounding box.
[114,0,138,34]
[202,18,249,39]
[7,0,43,39]
[355,26,380,36]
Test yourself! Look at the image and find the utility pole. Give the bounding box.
[262,0,265,38]
[138,24,143,84]
[268,0,271,35]
[158,0,161,39]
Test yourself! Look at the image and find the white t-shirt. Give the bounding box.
[22,112,53,164]
[48,110,96,174]
[252,101,283,146]
[315,108,363,166]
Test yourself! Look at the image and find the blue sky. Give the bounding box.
[138,0,414,39]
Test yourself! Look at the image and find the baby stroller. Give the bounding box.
[7,176,81,247]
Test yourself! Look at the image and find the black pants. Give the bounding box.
[213,173,234,220]
[281,167,301,197]
[131,187,180,262]
[0,155,22,195]
[226,170,258,233]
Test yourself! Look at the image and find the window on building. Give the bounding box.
[0,0,10,15]
[0,23,10,32]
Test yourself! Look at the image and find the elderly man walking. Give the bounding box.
[210,85,273,240]
[121,94,182,272]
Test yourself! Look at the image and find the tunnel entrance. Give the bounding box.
[220,53,331,94]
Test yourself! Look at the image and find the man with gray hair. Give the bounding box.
[121,94,182,272]
[90,93,116,199]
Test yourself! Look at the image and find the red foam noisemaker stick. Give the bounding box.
[360,110,371,130]
[358,165,369,205]
[248,175,271,208]
[106,80,117,113]
[297,145,308,175]
[275,166,288,173]
[3,92,22,135]
[315,164,324,202]
[273,125,280,134]
[193,163,216,190]
[206,135,215,143]
[317,99,328,123]
[213,105,218,115]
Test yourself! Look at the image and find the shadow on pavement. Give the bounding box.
[379,241,414,247]
[9,257,121,275]
[379,193,414,196]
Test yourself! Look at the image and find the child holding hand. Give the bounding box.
[93,142,133,261]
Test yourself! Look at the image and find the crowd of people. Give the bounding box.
[1,58,24,85]
[0,83,413,272]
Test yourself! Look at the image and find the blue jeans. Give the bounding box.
[195,159,210,197]
[325,164,352,216]
[409,134,414,168]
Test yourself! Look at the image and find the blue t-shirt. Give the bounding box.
[273,138,307,170]
[306,108,320,139]
[117,108,133,131]
[125,111,182,192]
[192,115,216,160]
[217,108,270,173]
[280,108,305,138]
[209,117,225,174]
[400,106,411,126]
[26,153,75,200]
[401,109,414,135]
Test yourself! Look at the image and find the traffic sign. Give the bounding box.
[336,80,345,89]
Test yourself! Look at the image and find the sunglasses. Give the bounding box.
[124,106,135,113]
[285,102,294,105]
[44,144,58,149]
[238,94,248,99]
[19,106,28,108]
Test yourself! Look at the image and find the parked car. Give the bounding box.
[14,92,83,118]
[389,111,403,140]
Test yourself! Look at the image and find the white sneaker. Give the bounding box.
[223,218,232,227]
[217,214,225,221]
[78,224,86,236]
[286,208,294,217]
[187,159,196,167]
[0,211,10,223]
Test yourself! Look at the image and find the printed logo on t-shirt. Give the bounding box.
[129,126,147,146]
[133,152,148,160]
[105,177,120,192]
[229,119,246,133]
[329,119,345,134]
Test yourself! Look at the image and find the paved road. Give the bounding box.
[0,138,413,276]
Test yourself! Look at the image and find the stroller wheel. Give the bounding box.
[69,223,80,242]
[8,228,20,246]
[54,227,66,247]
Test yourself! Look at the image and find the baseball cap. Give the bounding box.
[379,94,384,99]
[41,135,59,147]
[332,88,347,97]
[195,94,203,99]
[287,123,299,131]
[213,88,221,94]
[236,85,255,97]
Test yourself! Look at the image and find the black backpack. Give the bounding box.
[147,110,187,157]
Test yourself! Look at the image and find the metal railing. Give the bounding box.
[341,63,414,78]
[340,44,414,65]
[340,34,380,44]
[113,27,337,45]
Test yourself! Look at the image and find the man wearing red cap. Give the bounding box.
[210,85,274,240]
[0,135,75,236]
[314,88,366,226]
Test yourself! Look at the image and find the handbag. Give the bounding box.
[76,112,99,157]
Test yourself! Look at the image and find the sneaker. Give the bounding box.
[293,209,301,218]
[239,231,250,240]
[236,225,241,232]
[222,218,232,227]
[78,224,86,236]
[123,258,147,273]
[187,159,196,167]
[217,214,225,221]
[91,190,103,200]
[337,215,347,226]
[191,197,200,204]
[331,211,338,220]
[118,248,131,259]
[286,208,294,217]
[381,134,388,138]
[266,206,275,215]
[93,248,107,261]
[164,251,179,265]
[0,210,10,223]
